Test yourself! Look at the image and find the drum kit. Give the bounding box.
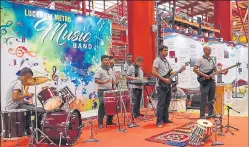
[1,76,83,147]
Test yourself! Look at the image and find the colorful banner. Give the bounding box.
[1,1,112,113]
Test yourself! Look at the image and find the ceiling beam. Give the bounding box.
[191,8,212,16]
[175,1,199,11]
[103,3,118,13]
[157,0,171,6]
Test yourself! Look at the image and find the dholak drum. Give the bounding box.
[1,109,31,138]
[38,87,63,111]
[41,109,82,145]
[103,90,120,115]
[169,98,187,112]
[103,90,131,115]
[189,119,213,146]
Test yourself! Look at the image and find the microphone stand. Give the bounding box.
[115,80,127,133]
[219,101,239,135]
[232,66,242,98]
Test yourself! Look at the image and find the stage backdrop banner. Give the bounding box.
[1,1,112,113]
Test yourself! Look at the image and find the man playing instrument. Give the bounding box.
[95,55,116,129]
[126,57,144,118]
[5,67,45,129]
[6,67,45,114]
[152,45,182,127]
[193,46,228,119]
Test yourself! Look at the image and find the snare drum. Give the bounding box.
[188,119,213,146]
[1,109,31,138]
[38,87,63,111]
[41,109,82,145]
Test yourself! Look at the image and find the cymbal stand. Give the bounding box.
[27,82,56,147]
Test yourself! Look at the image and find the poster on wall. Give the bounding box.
[163,32,204,89]
[163,30,248,116]
[0,1,112,115]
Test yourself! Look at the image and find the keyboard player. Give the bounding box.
[126,57,144,118]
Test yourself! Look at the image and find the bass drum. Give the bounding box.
[41,109,82,145]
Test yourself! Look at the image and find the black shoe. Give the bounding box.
[207,113,216,119]
[208,113,216,117]
[107,122,117,125]
[98,124,104,129]
[163,120,173,123]
[200,116,205,119]
[139,113,144,116]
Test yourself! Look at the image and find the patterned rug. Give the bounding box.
[145,121,212,146]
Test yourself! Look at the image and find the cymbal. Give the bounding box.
[22,76,48,86]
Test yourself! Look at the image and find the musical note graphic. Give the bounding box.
[16,36,26,42]
[17,22,23,26]
[95,36,104,46]
[97,18,105,31]
[9,59,17,66]
[52,66,59,85]
[8,46,37,58]
[3,37,14,45]
[0,20,12,35]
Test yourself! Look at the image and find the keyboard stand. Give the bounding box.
[139,85,156,121]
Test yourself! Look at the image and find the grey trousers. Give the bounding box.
[132,88,142,117]
[16,103,45,129]
[97,89,114,124]
[200,81,216,117]
[156,86,171,123]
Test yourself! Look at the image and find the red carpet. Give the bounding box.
[145,121,196,144]
[1,112,248,147]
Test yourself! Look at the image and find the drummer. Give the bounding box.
[5,67,45,126]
